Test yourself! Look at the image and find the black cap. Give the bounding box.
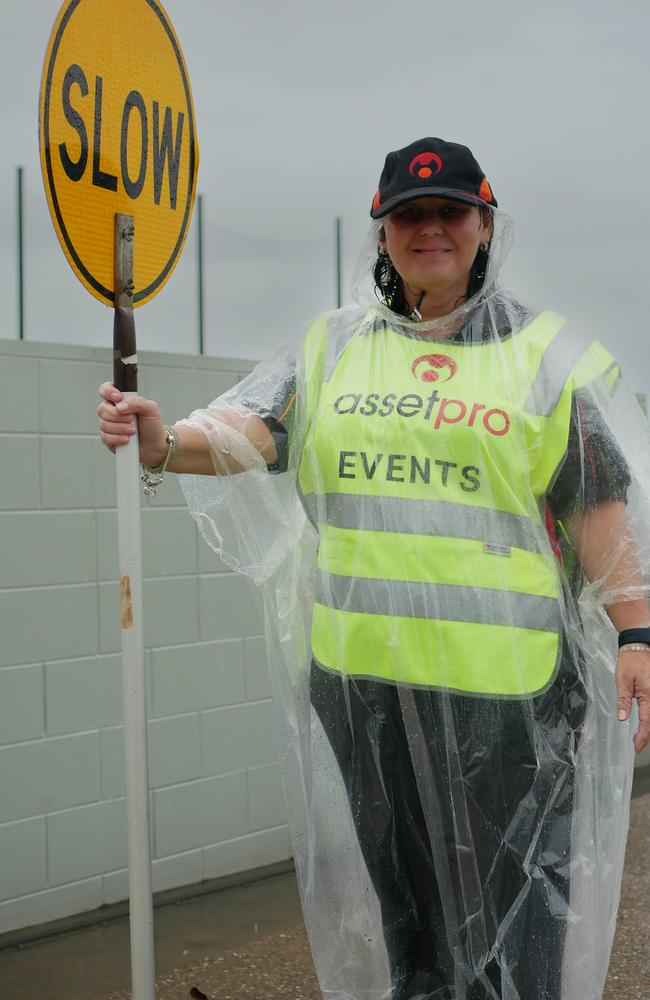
[370,137,497,219]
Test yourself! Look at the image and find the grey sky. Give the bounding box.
[1,0,649,394]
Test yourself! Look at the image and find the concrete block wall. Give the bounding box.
[0,339,291,935]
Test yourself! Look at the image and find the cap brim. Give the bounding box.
[370,186,496,219]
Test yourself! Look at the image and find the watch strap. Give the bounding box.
[618,627,650,648]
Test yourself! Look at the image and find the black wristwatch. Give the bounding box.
[618,627,650,648]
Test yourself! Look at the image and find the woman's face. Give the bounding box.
[380,197,492,306]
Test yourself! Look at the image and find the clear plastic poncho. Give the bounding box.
[178,210,647,1000]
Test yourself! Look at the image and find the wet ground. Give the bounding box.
[1,772,649,1000]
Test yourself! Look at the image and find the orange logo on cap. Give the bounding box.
[409,152,443,179]
[372,190,381,211]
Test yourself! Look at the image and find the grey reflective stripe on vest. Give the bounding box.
[523,322,591,416]
[301,492,549,554]
[317,573,562,633]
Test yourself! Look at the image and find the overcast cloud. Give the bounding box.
[1,0,649,395]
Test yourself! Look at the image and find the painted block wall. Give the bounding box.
[0,339,291,935]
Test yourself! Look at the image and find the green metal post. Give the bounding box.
[335,216,342,308]
[17,166,24,340]
[197,193,204,355]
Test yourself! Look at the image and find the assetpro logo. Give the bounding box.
[332,348,510,437]
[411,354,458,383]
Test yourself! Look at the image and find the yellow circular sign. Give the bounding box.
[39,0,199,308]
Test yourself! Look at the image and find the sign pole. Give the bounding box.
[40,7,198,991]
[197,192,205,355]
[113,213,156,1000]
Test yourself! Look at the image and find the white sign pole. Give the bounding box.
[114,214,156,1000]
[40,6,199,989]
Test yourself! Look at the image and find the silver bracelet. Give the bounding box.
[618,643,650,653]
[140,426,179,496]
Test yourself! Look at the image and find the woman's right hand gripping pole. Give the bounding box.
[97,382,168,468]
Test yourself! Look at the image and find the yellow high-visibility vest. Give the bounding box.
[298,307,619,696]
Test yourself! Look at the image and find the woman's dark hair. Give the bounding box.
[374,206,493,315]
[373,250,409,314]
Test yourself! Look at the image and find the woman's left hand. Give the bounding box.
[616,648,650,753]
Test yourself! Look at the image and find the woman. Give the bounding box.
[98,137,650,1000]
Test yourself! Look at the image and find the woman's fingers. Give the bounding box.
[632,665,650,753]
[97,394,158,417]
[616,652,650,752]
[99,419,136,448]
[616,657,634,721]
[97,406,137,443]
[97,393,160,435]
[114,395,160,417]
[97,384,160,419]
[98,381,122,403]
[97,382,166,462]
[97,400,132,422]
[102,431,132,447]
[99,417,136,434]
[97,383,135,451]
[634,700,650,753]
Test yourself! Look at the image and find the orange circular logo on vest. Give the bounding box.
[39,0,199,308]
[412,354,458,383]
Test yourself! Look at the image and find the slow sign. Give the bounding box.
[39,0,199,307]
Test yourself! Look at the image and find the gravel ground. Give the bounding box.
[602,789,650,1000]
[101,928,318,1000]
[102,792,650,1000]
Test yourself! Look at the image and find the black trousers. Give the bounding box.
[310,650,587,1000]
